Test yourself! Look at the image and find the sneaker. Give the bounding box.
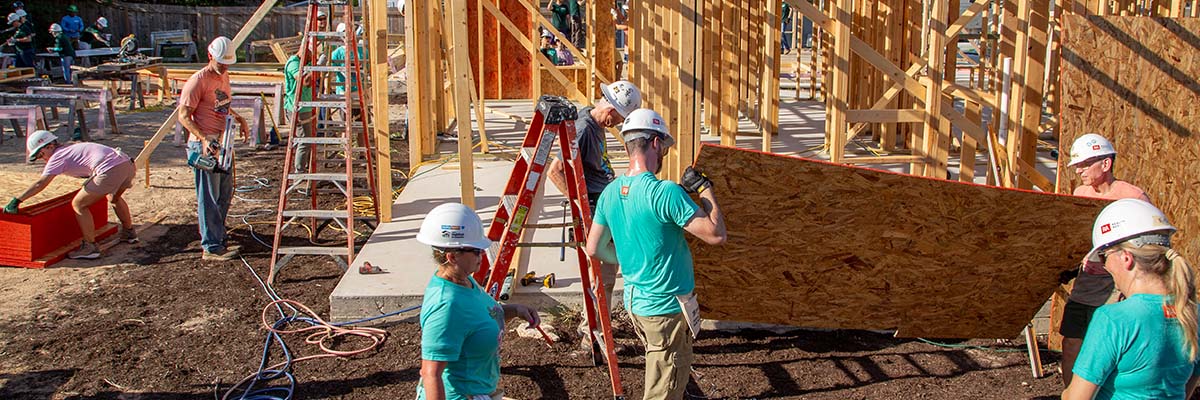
[202,247,240,261]
[68,241,101,260]
[118,228,139,244]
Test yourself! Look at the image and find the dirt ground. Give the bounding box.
[0,103,1068,399]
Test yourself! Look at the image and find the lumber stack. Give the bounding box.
[689,145,1106,339]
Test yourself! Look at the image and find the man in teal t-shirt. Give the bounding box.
[1072,294,1200,400]
[417,275,505,400]
[330,24,368,95]
[283,52,316,172]
[587,108,726,400]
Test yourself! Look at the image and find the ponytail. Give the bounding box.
[1118,243,1198,360]
[1165,249,1198,361]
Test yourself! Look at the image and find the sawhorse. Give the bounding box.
[0,93,89,141]
[26,86,119,137]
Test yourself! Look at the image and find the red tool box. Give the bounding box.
[0,191,117,268]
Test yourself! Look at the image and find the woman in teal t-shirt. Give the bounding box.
[416,203,540,400]
[1063,199,1200,400]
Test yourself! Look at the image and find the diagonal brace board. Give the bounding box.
[690,145,1104,338]
[480,0,589,104]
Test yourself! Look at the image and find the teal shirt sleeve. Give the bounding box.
[1073,309,1121,385]
[655,182,700,228]
[593,190,609,227]
[420,295,467,362]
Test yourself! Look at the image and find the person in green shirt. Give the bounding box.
[415,203,540,400]
[6,12,35,68]
[283,48,315,173]
[48,23,75,84]
[547,0,570,37]
[331,23,368,95]
[1062,199,1200,400]
[81,17,110,50]
[538,31,558,65]
[587,108,726,400]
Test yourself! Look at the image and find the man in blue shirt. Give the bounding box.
[59,5,84,48]
[586,108,726,399]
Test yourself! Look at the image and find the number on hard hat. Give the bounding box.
[26,130,58,162]
[1068,133,1117,167]
[207,36,237,65]
[601,80,643,118]
[620,108,675,148]
[417,203,492,250]
[1085,198,1176,263]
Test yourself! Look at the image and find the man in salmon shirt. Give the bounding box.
[178,36,250,261]
[1058,133,1151,387]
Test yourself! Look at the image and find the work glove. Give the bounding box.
[4,197,20,214]
[681,166,713,194]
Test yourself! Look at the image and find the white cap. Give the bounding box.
[207,36,237,65]
[620,108,675,148]
[417,203,492,250]
[1086,198,1176,263]
[336,22,347,33]
[541,30,554,39]
[7,13,18,24]
[26,130,57,162]
[317,10,327,18]
[97,17,108,28]
[601,80,642,118]
[1068,133,1117,167]
[49,23,62,33]
[13,9,25,18]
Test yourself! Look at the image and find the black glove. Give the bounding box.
[681,167,713,194]
[1058,268,1079,285]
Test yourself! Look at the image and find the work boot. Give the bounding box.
[68,241,101,260]
[118,227,139,244]
[202,247,240,261]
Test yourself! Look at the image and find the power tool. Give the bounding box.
[521,272,556,288]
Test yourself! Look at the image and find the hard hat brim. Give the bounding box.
[28,143,50,162]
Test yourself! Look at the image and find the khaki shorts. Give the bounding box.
[84,160,136,195]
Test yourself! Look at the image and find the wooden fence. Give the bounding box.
[70,2,404,57]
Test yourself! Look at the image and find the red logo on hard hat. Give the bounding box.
[653,118,661,125]
[1092,144,1101,150]
[1101,224,1112,234]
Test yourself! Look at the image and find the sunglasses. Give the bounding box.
[451,248,484,256]
[1099,247,1121,263]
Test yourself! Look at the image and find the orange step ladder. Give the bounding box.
[471,95,625,399]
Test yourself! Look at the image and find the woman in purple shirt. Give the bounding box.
[4,131,139,259]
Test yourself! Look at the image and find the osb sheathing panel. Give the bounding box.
[690,145,1106,339]
[499,0,532,99]
[1059,16,1200,260]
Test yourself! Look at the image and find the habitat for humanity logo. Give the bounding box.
[441,225,465,239]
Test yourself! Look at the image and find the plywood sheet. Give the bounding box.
[690,145,1106,339]
[1059,16,1200,260]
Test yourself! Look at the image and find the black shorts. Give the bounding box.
[1059,300,1100,339]
[587,192,602,211]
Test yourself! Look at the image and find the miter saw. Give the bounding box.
[116,34,149,63]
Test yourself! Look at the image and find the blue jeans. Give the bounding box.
[60,56,73,84]
[187,141,233,253]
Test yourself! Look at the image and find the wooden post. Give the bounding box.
[405,0,426,168]
[370,0,392,222]
[1015,0,1051,190]
[760,0,781,153]
[920,0,949,178]
[447,0,477,208]
[827,0,852,163]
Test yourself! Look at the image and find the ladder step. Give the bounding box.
[306,31,346,39]
[316,120,366,128]
[314,0,350,5]
[277,246,351,256]
[282,210,374,219]
[292,137,348,145]
[315,158,369,164]
[288,173,368,181]
[303,65,350,73]
[298,100,348,109]
[501,194,517,214]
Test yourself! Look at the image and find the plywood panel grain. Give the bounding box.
[1059,16,1200,260]
[690,145,1106,339]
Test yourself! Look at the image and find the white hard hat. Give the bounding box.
[317,10,327,18]
[417,203,492,250]
[1068,133,1117,167]
[49,23,62,33]
[620,108,675,148]
[601,80,642,118]
[97,17,108,28]
[207,36,237,65]
[7,13,18,24]
[14,9,25,18]
[26,130,58,162]
[336,22,347,33]
[1085,198,1176,263]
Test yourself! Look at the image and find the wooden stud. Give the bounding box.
[827,0,852,163]
[369,0,393,222]
[446,0,477,207]
[760,0,781,153]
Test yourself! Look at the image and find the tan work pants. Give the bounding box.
[630,312,693,400]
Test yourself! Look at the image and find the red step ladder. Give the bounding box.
[472,95,624,399]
